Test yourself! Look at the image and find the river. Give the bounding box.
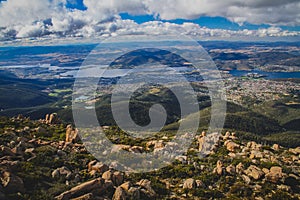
[229,69,300,79]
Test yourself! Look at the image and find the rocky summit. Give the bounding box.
[0,115,300,200]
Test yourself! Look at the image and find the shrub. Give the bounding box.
[229,182,253,198]
[266,190,298,200]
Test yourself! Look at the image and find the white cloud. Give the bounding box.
[83,0,148,21]
[144,0,300,26]
[15,22,46,38]
[0,0,299,42]
[0,0,66,27]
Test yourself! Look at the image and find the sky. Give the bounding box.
[0,0,299,44]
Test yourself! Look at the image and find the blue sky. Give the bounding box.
[120,13,273,31]
[123,14,300,32]
[66,0,87,10]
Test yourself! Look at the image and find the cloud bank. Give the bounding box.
[0,0,299,42]
[145,0,300,26]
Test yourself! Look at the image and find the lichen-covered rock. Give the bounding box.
[247,141,262,151]
[213,160,224,175]
[223,131,231,140]
[120,181,131,191]
[112,186,127,200]
[262,168,270,174]
[55,178,105,200]
[65,125,80,143]
[272,144,280,151]
[128,187,140,199]
[112,171,124,186]
[225,141,239,152]
[137,179,156,197]
[265,166,283,183]
[129,146,144,153]
[289,147,300,155]
[183,178,196,189]
[249,150,263,159]
[244,165,264,180]
[197,131,206,151]
[102,170,113,180]
[45,113,59,124]
[242,174,251,184]
[146,140,165,150]
[88,161,109,174]
[71,193,93,200]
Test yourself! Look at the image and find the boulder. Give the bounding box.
[226,164,236,175]
[223,131,231,140]
[244,165,264,180]
[52,169,60,179]
[265,166,283,183]
[154,140,165,149]
[241,146,250,153]
[247,141,262,151]
[55,178,105,200]
[129,146,143,153]
[24,148,35,154]
[277,184,291,192]
[120,182,131,191]
[249,150,263,159]
[262,168,269,175]
[88,161,109,174]
[272,144,280,151]
[128,187,140,199]
[213,160,224,175]
[137,179,156,197]
[253,184,262,191]
[102,170,113,180]
[111,145,131,153]
[183,178,196,189]
[52,166,72,180]
[292,155,299,162]
[71,193,93,200]
[197,136,205,152]
[112,186,127,200]
[242,175,251,184]
[87,160,97,171]
[225,141,239,152]
[47,113,59,124]
[197,131,206,151]
[65,125,80,143]
[289,147,300,155]
[228,152,237,158]
[112,171,124,186]
[146,140,164,150]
